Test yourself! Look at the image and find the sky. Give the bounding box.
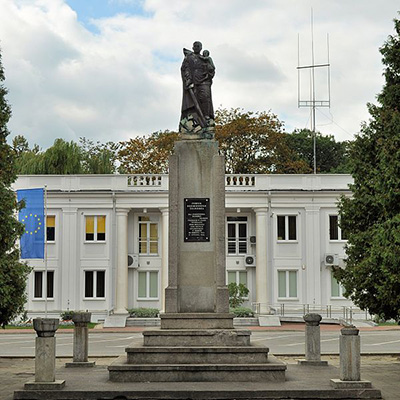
[0,0,398,149]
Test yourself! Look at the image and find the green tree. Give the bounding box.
[14,136,120,175]
[0,48,31,327]
[286,129,351,173]
[335,16,400,320]
[79,137,119,174]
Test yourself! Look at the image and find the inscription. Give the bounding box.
[184,198,210,242]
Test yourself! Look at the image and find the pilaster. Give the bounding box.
[254,207,269,314]
[114,208,129,315]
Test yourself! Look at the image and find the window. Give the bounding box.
[84,270,105,298]
[85,216,106,242]
[227,271,248,287]
[138,216,159,255]
[138,271,158,299]
[331,272,344,298]
[277,215,297,241]
[33,270,54,299]
[329,215,347,241]
[227,216,248,255]
[46,216,55,242]
[278,270,297,298]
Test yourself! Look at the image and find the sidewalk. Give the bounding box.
[3,356,400,400]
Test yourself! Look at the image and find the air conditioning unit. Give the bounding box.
[249,236,256,244]
[324,253,339,267]
[244,255,256,267]
[128,254,139,268]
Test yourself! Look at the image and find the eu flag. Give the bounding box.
[17,188,45,259]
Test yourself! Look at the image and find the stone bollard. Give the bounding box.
[24,318,65,390]
[65,312,95,367]
[298,313,328,366]
[330,326,371,388]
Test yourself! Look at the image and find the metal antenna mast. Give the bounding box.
[297,8,331,174]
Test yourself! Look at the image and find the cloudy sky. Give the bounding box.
[0,0,398,149]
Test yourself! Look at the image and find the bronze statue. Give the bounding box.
[179,41,215,139]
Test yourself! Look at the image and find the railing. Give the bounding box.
[251,302,372,324]
[127,175,163,187]
[226,175,256,187]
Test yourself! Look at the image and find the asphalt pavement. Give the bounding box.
[2,325,400,356]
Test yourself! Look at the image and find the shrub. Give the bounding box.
[60,310,75,321]
[228,282,249,308]
[230,307,254,318]
[127,308,159,318]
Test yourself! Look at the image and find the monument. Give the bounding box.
[108,41,286,382]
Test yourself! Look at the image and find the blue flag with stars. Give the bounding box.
[17,188,45,259]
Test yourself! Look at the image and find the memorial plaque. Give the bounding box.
[184,198,210,242]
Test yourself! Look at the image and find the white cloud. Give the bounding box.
[0,0,398,148]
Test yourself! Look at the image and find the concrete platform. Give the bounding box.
[14,362,382,399]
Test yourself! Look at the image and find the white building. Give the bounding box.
[13,173,354,322]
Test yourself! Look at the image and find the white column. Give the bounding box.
[160,208,169,312]
[305,206,321,305]
[254,207,269,314]
[114,208,129,315]
[61,207,77,312]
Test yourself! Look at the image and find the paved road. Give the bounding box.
[1,330,400,357]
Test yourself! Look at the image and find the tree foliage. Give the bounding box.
[286,129,350,173]
[228,282,249,308]
[118,130,178,174]
[215,108,310,174]
[335,16,400,320]
[14,137,119,174]
[0,48,31,328]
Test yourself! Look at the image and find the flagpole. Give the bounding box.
[44,185,48,317]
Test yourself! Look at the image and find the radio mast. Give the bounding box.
[297,9,331,174]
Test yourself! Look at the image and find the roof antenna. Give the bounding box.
[297,8,331,174]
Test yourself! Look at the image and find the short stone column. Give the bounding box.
[298,313,328,366]
[331,326,371,388]
[25,318,65,390]
[65,312,95,367]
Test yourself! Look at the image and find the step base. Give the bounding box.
[108,355,287,382]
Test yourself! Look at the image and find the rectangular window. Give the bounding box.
[137,271,159,299]
[331,272,344,298]
[278,270,297,298]
[329,215,347,241]
[227,270,248,287]
[33,271,54,299]
[84,270,105,298]
[138,216,159,255]
[277,215,297,241]
[85,216,106,242]
[227,216,248,255]
[46,216,55,242]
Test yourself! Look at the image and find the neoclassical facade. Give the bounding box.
[13,174,353,321]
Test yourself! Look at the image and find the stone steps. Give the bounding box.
[125,345,270,364]
[143,329,251,346]
[108,354,287,382]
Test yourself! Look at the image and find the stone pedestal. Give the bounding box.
[108,138,287,382]
[298,313,328,366]
[65,312,95,368]
[331,327,371,389]
[24,318,65,390]
[164,140,229,317]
